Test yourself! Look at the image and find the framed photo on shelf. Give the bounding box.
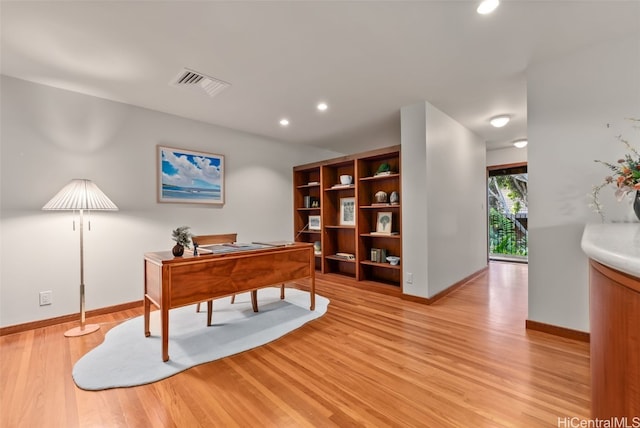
[339,197,356,226]
[158,145,224,205]
[376,212,393,234]
[309,215,321,230]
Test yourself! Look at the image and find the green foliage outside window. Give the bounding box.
[489,208,528,256]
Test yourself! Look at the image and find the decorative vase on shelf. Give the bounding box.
[375,191,388,203]
[390,191,399,204]
[172,244,184,257]
[634,191,640,221]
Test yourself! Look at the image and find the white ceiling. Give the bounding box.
[2,1,639,152]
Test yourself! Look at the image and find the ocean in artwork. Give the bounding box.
[162,184,221,200]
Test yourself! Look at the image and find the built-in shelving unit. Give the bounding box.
[293,145,401,289]
[356,149,401,286]
[293,164,322,270]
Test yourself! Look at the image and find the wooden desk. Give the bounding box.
[144,243,315,361]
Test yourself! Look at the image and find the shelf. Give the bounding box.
[360,233,401,238]
[325,255,356,263]
[298,230,321,235]
[360,204,400,209]
[297,207,321,211]
[325,185,355,192]
[325,225,356,230]
[296,183,320,189]
[360,260,401,270]
[359,173,400,181]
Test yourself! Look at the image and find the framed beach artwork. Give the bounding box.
[158,146,225,205]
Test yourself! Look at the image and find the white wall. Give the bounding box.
[527,36,640,332]
[400,103,429,297]
[0,76,340,327]
[401,102,487,298]
[486,146,527,167]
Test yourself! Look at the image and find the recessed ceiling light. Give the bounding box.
[317,102,328,112]
[513,139,528,148]
[279,118,289,127]
[490,115,510,128]
[477,0,499,14]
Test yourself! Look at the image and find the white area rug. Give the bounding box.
[73,288,328,390]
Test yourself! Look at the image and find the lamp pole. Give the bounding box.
[65,208,99,337]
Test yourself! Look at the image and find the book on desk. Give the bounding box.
[192,241,294,255]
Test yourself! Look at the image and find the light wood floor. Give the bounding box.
[0,262,590,427]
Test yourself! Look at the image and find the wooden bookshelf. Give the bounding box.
[293,145,401,289]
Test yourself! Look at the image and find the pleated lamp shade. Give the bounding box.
[42,179,118,211]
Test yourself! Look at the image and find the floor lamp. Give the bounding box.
[42,179,118,337]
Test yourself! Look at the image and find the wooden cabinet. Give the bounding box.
[589,260,640,419]
[293,146,401,289]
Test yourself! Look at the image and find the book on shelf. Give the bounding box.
[370,248,387,263]
[331,184,352,189]
[370,231,399,236]
[334,252,355,260]
[307,181,320,185]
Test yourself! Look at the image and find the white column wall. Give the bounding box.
[424,103,488,296]
[400,103,429,297]
[527,36,640,332]
[401,101,487,298]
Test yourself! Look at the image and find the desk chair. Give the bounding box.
[192,233,237,313]
[191,233,286,315]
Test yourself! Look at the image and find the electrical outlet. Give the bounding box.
[39,291,52,306]
[406,272,413,284]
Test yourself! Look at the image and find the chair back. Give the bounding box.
[191,233,238,246]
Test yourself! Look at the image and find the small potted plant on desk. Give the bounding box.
[171,226,192,257]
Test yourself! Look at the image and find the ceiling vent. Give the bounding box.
[171,68,230,98]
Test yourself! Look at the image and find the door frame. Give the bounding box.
[486,162,528,263]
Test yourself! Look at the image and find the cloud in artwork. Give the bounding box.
[161,149,221,188]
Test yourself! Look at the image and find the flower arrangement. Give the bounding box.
[171,225,192,248]
[590,118,640,221]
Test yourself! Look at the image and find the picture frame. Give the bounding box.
[158,146,225,205]
[376,212,393,234]
[309,215,321,230]
[339,197,356,226]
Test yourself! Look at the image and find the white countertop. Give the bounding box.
[581,223,640,278]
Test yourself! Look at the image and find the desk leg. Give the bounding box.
[207,300,213,326]
[144,297,151,337]
[251,290,258,312]
[162,307,169,362]
[310,276,315,311]
[310,250,316,311]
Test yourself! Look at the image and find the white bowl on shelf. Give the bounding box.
[340,175,352,185]
[386,256,400,265]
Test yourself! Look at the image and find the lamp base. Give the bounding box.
[64,323,100,337]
